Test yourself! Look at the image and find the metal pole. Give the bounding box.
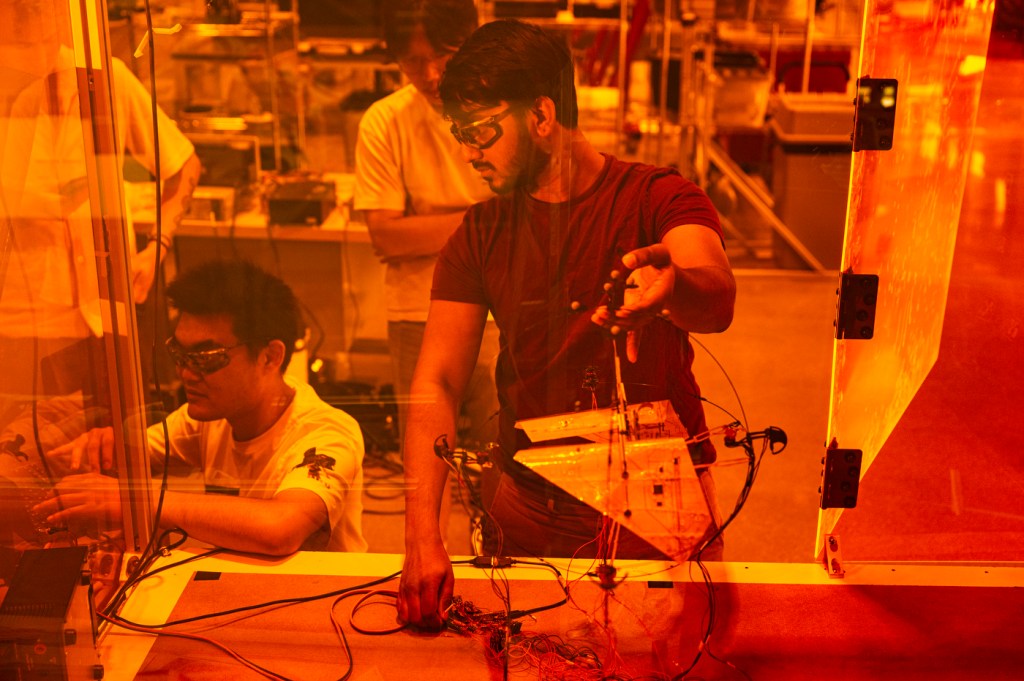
[769,21,779,91]
[657,0,672,166]
[265,0,282,173]
[293,0,306,168]
[693,22,712,190]
[677,5,698,179]
[802,0,816,93]
[707,140,828,272]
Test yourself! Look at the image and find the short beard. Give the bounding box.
[493,125,550,196]
[521,143,551,195]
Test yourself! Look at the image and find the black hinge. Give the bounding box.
[819,442,862,509]
[834,271,879,340]
[853,76,898,151]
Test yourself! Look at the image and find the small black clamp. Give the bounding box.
[819,442,862,509]
[594,563,625,590]
[852,76,898,151]
[835,270,879,340]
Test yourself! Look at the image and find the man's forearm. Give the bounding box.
[667,264,736,333]
[151,153,201,248]
[366,210,465,262]
[155,486,323,556]
[401,300,489,549]
[402,386,459,548]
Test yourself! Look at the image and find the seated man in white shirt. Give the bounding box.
[34,260,367,555]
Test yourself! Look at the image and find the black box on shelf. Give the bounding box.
[267,177,337,227]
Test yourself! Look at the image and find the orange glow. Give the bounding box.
[819,0,996,544]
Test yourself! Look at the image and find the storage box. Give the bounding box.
[768,92,855,141]
[266,177,337,227]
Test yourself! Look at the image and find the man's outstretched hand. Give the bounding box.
[590,244,675,362]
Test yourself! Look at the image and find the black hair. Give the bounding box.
[165,260,303,372]
[440,19,578,129]
[382,0,478,59]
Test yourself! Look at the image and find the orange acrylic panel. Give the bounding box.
[818,0,995,547]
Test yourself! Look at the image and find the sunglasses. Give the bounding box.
[449,108,514,150]
[165,337,246,375]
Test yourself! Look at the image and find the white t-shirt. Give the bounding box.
[353,84,493,322]
[0,53,194,338]
[146,378,367,553]
[110,57,195,254]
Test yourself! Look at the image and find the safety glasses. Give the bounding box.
[449,107,514,150]
[165,337,246,375]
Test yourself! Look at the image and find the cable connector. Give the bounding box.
[471,555,513,569]
[723,422,742,448]
[433,434,452,461]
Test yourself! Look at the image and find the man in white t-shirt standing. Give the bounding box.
[36,260,367,555]
[354,0,499,454]
[0,3,200,401]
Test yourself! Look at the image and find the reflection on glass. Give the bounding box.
[820,0,995,543]
[0,0,141,612]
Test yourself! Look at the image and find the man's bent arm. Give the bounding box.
[660,224,736,333]
[400,300,488,628]
[363,209,467,263]
[132,152,202,302]
[157,487,327,556]
[608,224,735,335]
[159,151,201,239]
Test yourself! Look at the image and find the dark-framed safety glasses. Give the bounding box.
[165,336,246,375]
[449,107,514,150]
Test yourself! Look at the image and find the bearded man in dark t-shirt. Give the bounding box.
[399,19,737,630]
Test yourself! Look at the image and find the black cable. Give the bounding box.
[450,557,570,627]
[11,184,71,538]
[107,554,405,681]
[362,454,404,477]
[339,219,362,362]
[101,528,193,623]
[690,334,749,433]
[116,536,216,593]
[102,608,295,681]
[449,554,665,680]
[87,324,772,680]
[345,590,405,636]
[115,553,388,681]
[432,436,499,542]
[261,220,327,368]
[110,568,403,629]
[328,595,357,681]
[641,334,759,679]
[671,434,766,681]
[504,558,569,619]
